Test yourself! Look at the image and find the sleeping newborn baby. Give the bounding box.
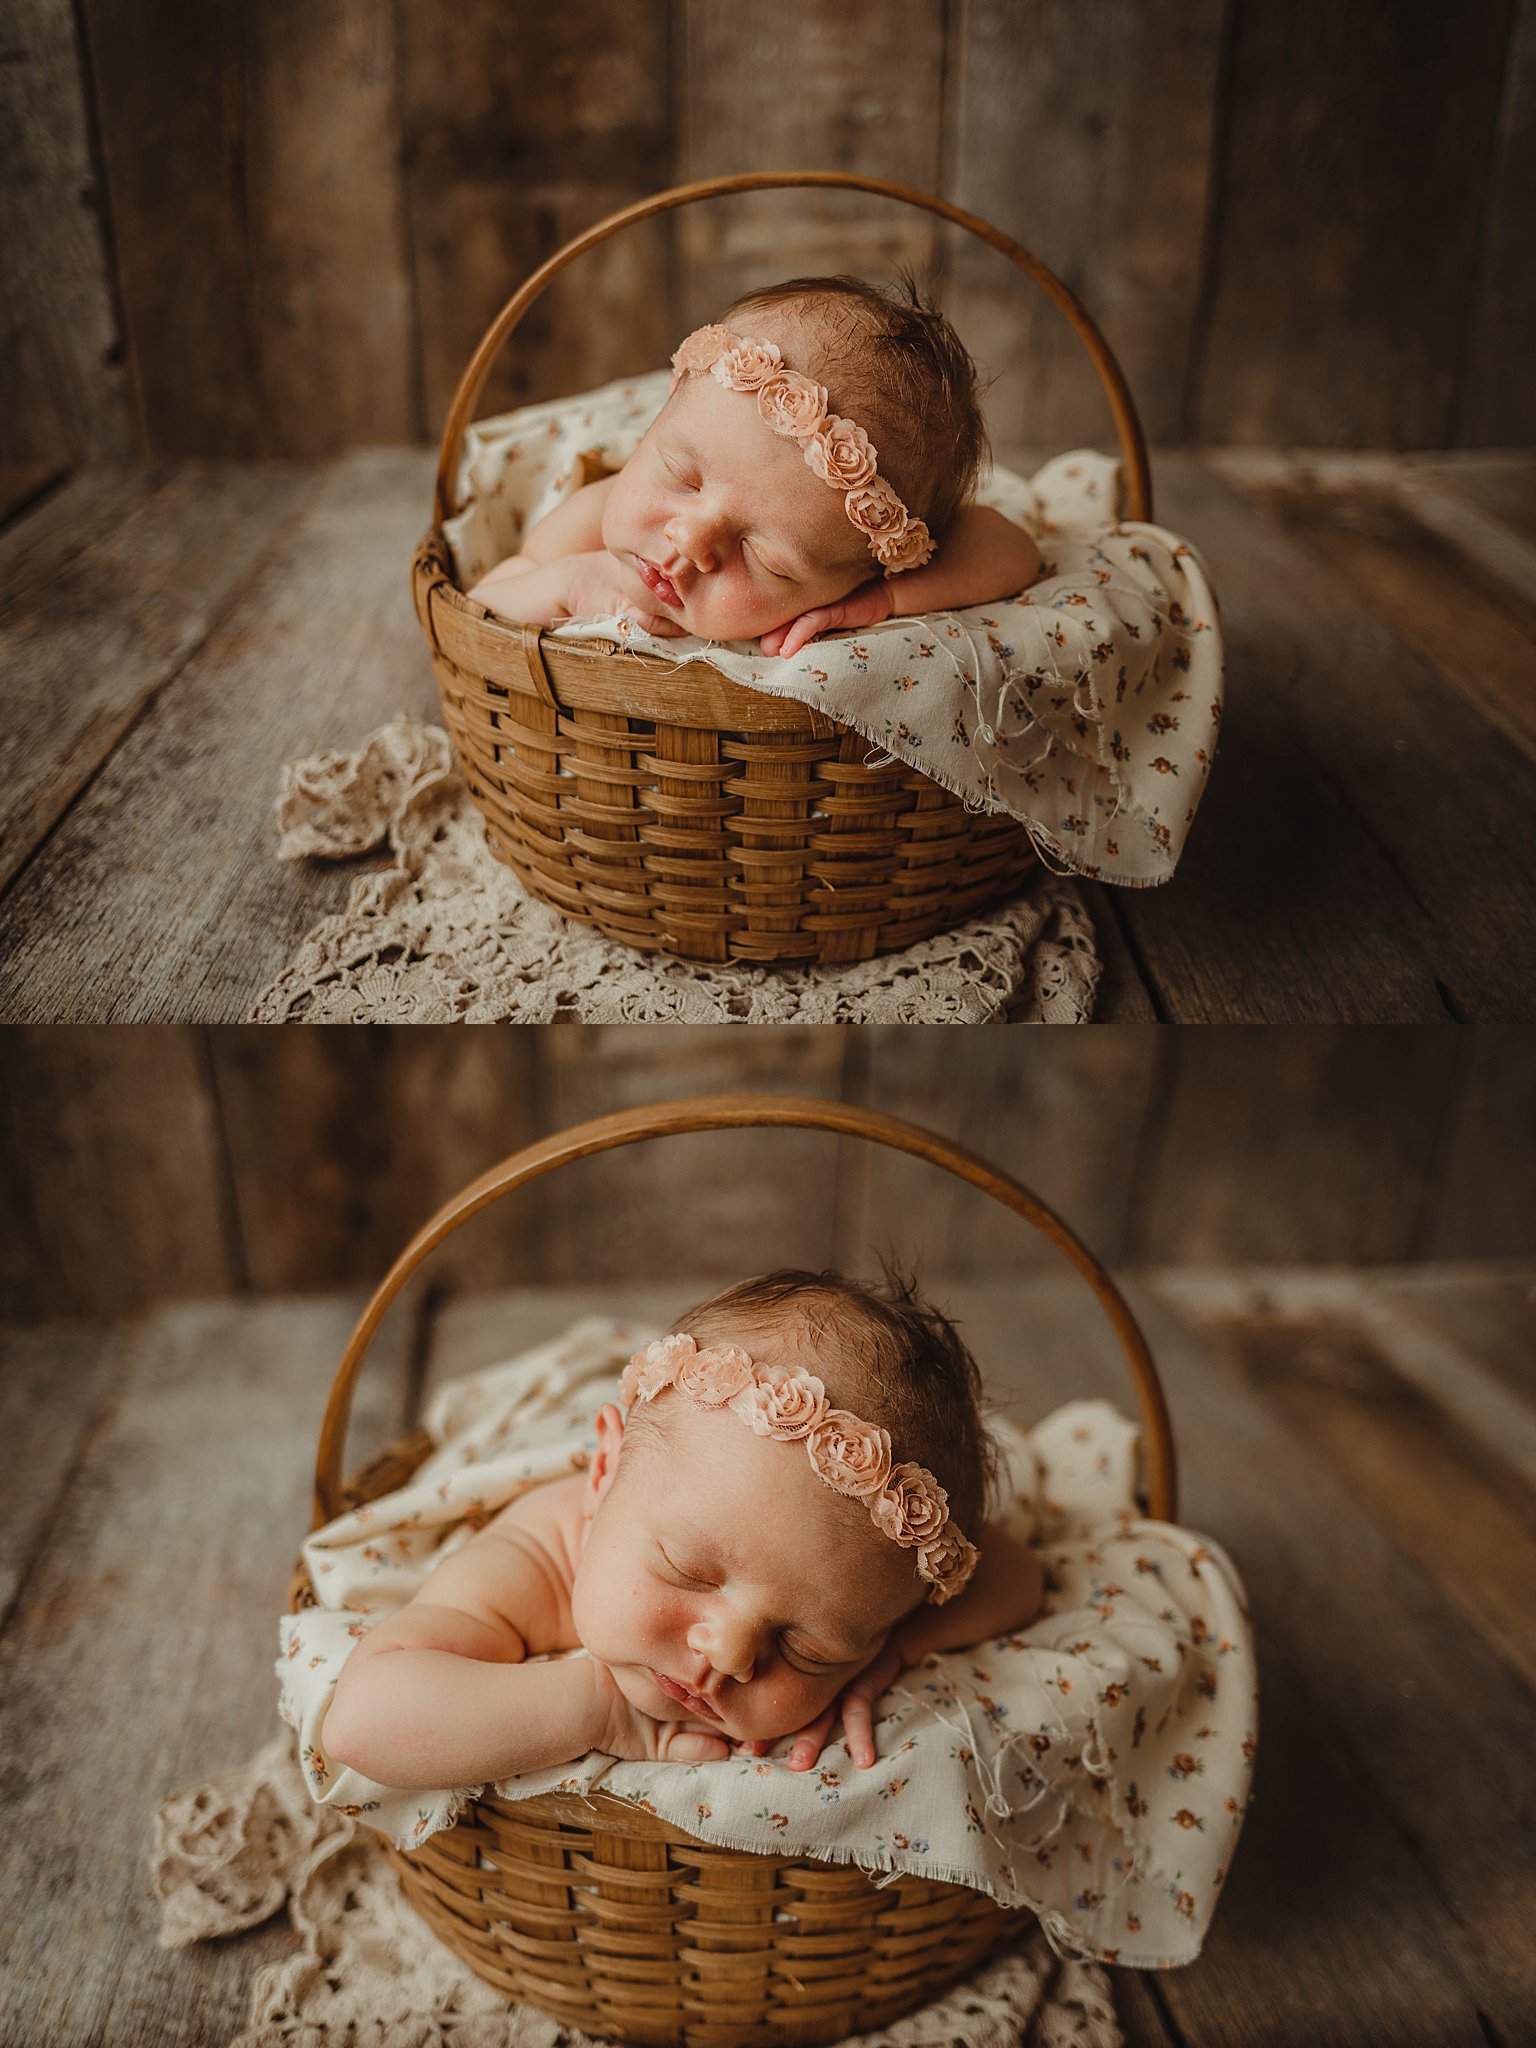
[321,1270,1045,1790]
[466,273,1043,661]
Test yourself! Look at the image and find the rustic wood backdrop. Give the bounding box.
[2,1024,1530,1319]
[3,0,1531,483]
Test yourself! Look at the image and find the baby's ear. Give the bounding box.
[586,1402,627,1508]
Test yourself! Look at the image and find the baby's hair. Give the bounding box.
[667,1265,998,1531]
[718,269,992,544]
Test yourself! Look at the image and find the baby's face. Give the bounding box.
[600,374,875,644]
[571,1386,923,1746]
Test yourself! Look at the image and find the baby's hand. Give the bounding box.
[783,1640,904,1773]
[560,550,688,638]
[594,1667,732,1766]
[760,578,895,660]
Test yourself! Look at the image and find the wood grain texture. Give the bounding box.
[397,0,675,435]
[1194,0,1513,448]
[0,0,132,468]
[535,1027,851,1284]
[0,448,439,1022]
[374,1026,547,1292]
[1422,1026,1536,1261]
[80,0,414,459]
[79,0,264,458]
[836,1025,1165,1275]
[1131,1029,1463,1266]
[1076,885,1160,1022]
[0,463,68,532]
[241,0,416,454]
[1206,453,1536,763]
[1125,453,1536,1021]
[674,0,946,328]
[0,1296,417,2048]
[1458,0,1536,447]
[942,0,1224,465]
[0,1025,236,1319]
[1373,1262,1536,1415]
[1126,1276,1536,2047]
[1410,450,1536,550]
[967,1274,1531,2047]
[0,463,308,894]
[1160,1282,1536,1694]
[0,1322,128,1621]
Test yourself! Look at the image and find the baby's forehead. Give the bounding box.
[662,379,870,574]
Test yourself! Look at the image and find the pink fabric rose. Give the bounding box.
[917,1525,980,1604]
[804,416,878,491]
[756,371,829,443]
[671,325,737,377]
[870,1462,950,1547]
[873,518,936,575]
[843,476,907,541]
[807,1411,893,1499]
[675,1342,755,1407]
[620,1332,696,1407]
[712,339,784,392]
[729,1363,829,1441]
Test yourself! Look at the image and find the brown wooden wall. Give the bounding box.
[2,1025,1530,1320]
[4,0,1532,483]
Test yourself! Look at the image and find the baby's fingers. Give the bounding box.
[659,1723,731,1764]
[786,1703,839,1773]
[777,611,835,660]
[842,1690,879,1770]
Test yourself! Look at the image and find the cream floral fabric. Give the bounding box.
[444,372,1224,887]
[277,1320,1255,1970]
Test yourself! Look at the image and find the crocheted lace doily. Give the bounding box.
[249,717,1100,1025]
[152,1732,1122,2048]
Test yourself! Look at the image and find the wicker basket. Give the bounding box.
[413,170,1154,967]
[294,1095,1176,2048]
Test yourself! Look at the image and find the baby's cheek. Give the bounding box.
[734,1667,841,1742]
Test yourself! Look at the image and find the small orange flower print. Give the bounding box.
[1174,1809,1204,1831]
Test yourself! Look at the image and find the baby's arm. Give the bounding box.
[320,1515,613,1788]
[463,473,683,638]
[886,505,1043,619]
[762,505,1043,658]
[888,1522,1045,1668]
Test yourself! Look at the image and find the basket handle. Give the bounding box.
[432,169,1153,528]
[313,1094,1175,1530]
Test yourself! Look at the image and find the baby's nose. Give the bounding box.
[667,514,718,574]
[687,1614,756,1685]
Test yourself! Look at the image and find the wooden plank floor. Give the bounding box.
[1,451,1533,1020]
[2,1262,1532,2047]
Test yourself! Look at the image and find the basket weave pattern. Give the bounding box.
[419,171,1152,969]
[292,1428,1020,2048]
[414,538,1039,968]
[299,1095,1175,2045]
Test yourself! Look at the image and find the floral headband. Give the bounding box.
[668,324,937,578]
[618,1332,978,1603]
